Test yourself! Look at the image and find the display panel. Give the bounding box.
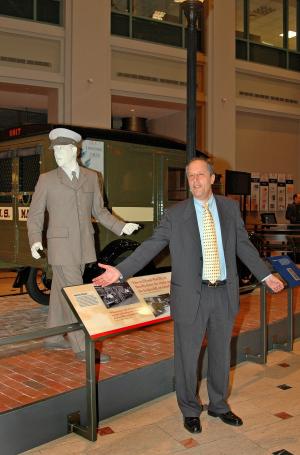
[63,272,171,339]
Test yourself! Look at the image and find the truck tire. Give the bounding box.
[25,267,51,306]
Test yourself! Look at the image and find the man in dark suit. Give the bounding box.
[92,157,284,433]
[286,193,300,223]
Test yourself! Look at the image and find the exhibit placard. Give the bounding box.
[63,272,171,339]
[81,140,104,174]
[250,172,260,211]
[277,173,286,211]
[267,256,300,288]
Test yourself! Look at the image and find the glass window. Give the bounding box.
[249,0,283,48]
[0,157,12,193]
[133,17,182,46]
[111,0,130,13]
[19,154,40,192]
[111,13,130,37]
[288,0,297,50]
[236,0,245,39]
[0,0,33,20]
[133,0,181,25]
[36,0,62,25]
[111,0,204,49]
[0,0,63,25]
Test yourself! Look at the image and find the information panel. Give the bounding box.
[63,272,171,339]
[267,256,300,288]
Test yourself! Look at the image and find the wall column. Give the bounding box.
[206,1,236,175]
[64,0,111,128]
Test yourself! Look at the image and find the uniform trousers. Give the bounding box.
[174,284,235,417]
[47,264,85,353]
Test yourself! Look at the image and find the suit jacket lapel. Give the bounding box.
[77,167,88,189]
[183,198,202,251]
[57,166,87,190]
[215,196,229,251]
[57,167,74,190]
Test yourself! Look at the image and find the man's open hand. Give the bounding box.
[264,274,285,293]
[92,263,121,287]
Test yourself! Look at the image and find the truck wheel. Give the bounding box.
[25,267,51,305]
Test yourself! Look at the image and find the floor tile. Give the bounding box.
[244,415,300,450]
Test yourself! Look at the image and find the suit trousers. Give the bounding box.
[174,284,234,417]
[47,264,85,353]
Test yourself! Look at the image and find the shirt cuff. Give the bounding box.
[261,274,272,282]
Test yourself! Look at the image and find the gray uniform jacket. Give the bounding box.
[27,166,125,265]
[118,195,271,323]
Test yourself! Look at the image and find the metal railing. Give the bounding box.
[244,284,294,364]
[0,322,99,441]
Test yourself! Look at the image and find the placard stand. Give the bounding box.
[244,284,294,364]
[67,335,97,441]
[63,273,172,441]
[272,286,294,352]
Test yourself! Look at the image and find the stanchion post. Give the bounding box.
[85,335,97,441]
[271,286,294,352]
[287,286,294,351]
[260,283,267,364]
[67,334,97,441]
[244,284,267,364]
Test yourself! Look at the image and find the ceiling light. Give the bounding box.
[174,0,204,3]
[152,10,166,20]
[280,30,297,38]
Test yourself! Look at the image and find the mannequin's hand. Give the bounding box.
[121,223,140,235]
[31,242,43,259]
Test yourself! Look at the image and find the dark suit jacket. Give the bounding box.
[286,203,300,224]
[118,195,270,323]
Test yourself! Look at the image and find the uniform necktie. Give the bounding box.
[202,202,220,283]
[72,171,78,187]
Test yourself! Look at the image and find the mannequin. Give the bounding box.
[27,128,139,362]
[30,144,138,258]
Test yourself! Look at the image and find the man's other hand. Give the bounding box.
[31,242,43,259]
[265,274,285,293]
[92,263,121,286]
[121,223,140,235]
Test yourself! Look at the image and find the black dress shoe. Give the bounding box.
[184,417,202,433]
[207,410,243,426]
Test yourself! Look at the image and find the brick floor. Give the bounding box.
[0,279,299,414]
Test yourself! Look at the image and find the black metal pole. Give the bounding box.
[181,1,203,163]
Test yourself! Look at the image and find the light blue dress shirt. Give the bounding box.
[194,195,227,280]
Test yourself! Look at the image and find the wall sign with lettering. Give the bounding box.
[0,207,13,220]
[18,207,29,221]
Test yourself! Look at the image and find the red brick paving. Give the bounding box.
[0,286,299,414]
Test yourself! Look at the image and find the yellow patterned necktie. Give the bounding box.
[202,202,221,283]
